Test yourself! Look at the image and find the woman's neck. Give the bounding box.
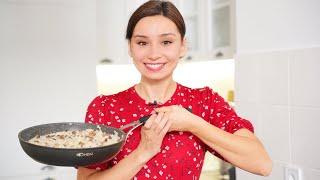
[135,77,177,104]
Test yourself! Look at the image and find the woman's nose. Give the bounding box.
[148,44,161,60]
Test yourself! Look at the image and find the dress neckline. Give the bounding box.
[129,82,180,106]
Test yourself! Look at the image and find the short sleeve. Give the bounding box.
[200,87,254,159]
[201,87,254,133]
[83,95,111,170]
[85,95,111,124]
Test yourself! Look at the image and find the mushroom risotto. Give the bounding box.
[28,128,120,148]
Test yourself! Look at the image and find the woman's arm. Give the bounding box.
[188,114,272,176]
[77,112,171,180]
[155,106,272,176]
[77,147,150,180]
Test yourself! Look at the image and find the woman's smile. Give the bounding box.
[144,63,166,72]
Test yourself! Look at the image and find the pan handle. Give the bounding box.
[122,114,152,134]
[138,114,152,124]
[126,122,143,136]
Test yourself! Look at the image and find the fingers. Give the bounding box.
[143,112,171,135]
[160,116,171,137]
[149,112,161,131]
[154,112,168,134]
[144,113,157,129]
[154,106,171,113]
[150,112,168,135]
[155,105,184,114]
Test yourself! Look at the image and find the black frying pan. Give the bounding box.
[18,108,191,167]
[18,116,149,167]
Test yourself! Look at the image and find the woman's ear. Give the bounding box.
[179,38,187,59]
[128,40,133,57]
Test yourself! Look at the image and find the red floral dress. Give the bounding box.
[85,83,253,180]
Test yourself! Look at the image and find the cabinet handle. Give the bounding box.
[43,178,55,180]
[215,51,224,58]
[186,56,192,60]
[41,165,55,171]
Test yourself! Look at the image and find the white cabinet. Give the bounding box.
[210,0,236,60]
[96,0,130,64]
[172,0,236,60]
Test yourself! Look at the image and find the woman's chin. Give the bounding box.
[142,72,171,81]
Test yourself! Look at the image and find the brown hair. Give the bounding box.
[125,0,185,40]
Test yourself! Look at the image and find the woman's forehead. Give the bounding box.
[132,15,180,38]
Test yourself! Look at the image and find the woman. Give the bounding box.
[77,1,272,179]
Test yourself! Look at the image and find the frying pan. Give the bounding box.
[18,115,150,167]
[18,108,191,167]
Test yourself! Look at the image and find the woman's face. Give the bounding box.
[129,15,186,81]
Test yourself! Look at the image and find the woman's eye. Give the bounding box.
[137,41,147,46]
[162,41,172,45]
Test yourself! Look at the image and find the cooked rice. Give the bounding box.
[28,127,120,148]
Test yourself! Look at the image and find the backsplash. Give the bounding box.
[235,47,320,180]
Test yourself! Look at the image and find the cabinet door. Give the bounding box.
[173,0,235,61]
[170,0,201,60]
[97,0,130,64]
[180,0,199,52]
[210,0,235,59]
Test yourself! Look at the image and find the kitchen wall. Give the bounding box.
[0,0,97,178]
[235,0,320,180]
[96,60,235,99]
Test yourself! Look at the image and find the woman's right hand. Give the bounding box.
[136,112,171,160]
[77,112,170,180]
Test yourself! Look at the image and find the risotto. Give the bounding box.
[28,127,120,148]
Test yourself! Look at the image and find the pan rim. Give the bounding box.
[18,122,126,151]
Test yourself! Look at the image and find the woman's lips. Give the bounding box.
[144,63,165,72]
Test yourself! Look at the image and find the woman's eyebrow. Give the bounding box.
[133,33,177,38]
[160,33,176,37]
[132,34,148,38]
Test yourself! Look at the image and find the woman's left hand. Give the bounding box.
[154,105,195,132]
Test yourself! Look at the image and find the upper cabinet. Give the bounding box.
[210,0,236,60]
[96,0,235,64]
[172,0,235,61]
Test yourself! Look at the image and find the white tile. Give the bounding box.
[303,168,320,180]
[257,51,289,105]
[236,167,263,180]
[261,162,286,180]
[290,47,320,107]
[235,54,260,103]
[260,105,291,162]
[235,102,262,137]
[291,107,320,169]
[236,163,286,180]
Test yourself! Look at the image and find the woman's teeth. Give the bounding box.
[146,63,162,68]
[145,63,164,71]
